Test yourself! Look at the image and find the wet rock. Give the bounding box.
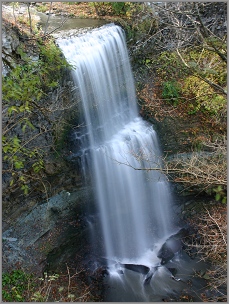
[122,263,150,275]
[89,266,109,285]
[157,228,188,265]
[157,244,175,265]
[143,266,159,285]
[167,267,177,276]
[117,270,124,275]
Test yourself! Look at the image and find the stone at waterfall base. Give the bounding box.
[157,228,188,265]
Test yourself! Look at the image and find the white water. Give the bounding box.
[57,24,174,268]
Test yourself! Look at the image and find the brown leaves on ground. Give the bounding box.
[138,83,183,121]
[138,81,226,144]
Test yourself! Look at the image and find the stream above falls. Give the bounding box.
[36,10,109,35]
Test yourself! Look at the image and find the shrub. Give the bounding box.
[110,2,126,15]
[182,76,227,115]
[2,37,70,195]
[2,270,33,302]
[162,81,181,105]
[2,268,94,302]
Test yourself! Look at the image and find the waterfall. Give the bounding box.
[57,24,174,267]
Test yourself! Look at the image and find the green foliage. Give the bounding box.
[31,291,45,302]
[152,47,226,118]
[3,39,68,105]
[178,47,227,115]
[153,51,188,80]
[2,268,92,302]
[30,272,60,301]
[124,2,147,19]
[2,38,69,195]
[91,2,112,16]
[10,2,19,8]
[38,39,69,89]
[207,185,227,204]
[2,270,61,302]
[110,2,127,15]
[162,81,181,105]
[214,186,227,204]
[35,3,49,13]
[2,132,44,193]
[126,3,157,43]
[3,65,43,105]
[182,76,226,115]
[91,1,133,17]
[187,48,227,85]
[2,270,33,302]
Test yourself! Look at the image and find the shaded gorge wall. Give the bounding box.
[2,22,97,277]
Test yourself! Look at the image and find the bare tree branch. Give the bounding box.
[176,48,227,96]
[44,2,52,36]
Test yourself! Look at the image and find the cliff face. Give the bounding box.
[2,188,93,274]
[2,19,80,196]
[2,17,94,275]
[2,21,20,74]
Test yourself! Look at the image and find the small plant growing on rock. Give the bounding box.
[162,81,181,106]
[2,270,33,302]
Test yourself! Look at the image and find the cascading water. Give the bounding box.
[57,24,204,301]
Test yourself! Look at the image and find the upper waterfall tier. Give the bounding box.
[57,24,138,146]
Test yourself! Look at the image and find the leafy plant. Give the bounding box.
[91,2,111,16]
[2,270,33,302]
[2,266,93,302]
[2,37,70,195]
[162,81,181,105]
[182,76,227,115]
[110,2,126,15]
[153,51,188,80]
[208,185,227,204]
[35,3,49,13]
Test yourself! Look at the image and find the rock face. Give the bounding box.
[2,16,83,228]
[2,23,20,54]
[2,187,94,275]
[2,21,20,74]
[2,16,93,276]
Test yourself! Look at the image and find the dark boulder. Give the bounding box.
[157,228,188,265]
[143,266,159,285]
[167,267,177,276]
[122,263,150,275]
[157,243,175,265]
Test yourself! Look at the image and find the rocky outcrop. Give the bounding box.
[2,21,20,74]
[2,16,83,224]
[2,187,94,275]
[2,67,82,227]
[2,16,92,277]
[157,228,188,265]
